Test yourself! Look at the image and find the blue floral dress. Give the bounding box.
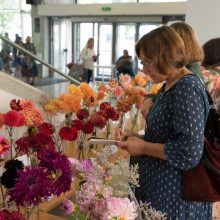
[135,74,212,219]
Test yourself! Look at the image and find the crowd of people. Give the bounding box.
[0,33,38,85]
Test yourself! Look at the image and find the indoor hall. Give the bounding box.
[0,0,220,219]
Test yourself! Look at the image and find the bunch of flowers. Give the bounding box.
[62,158,139,220]
[0,146,72,219]
[133,71,152,87]
[0,99,73,219]
[0,99,44,159]
[203,69,220,99]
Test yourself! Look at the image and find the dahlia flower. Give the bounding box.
[76,109,90,120]
[9,166,51,206]
[59,126,78,141]
[4,110,22,127]
[10,99,23,111]
[38,148,72,196]
[106,197,138,220]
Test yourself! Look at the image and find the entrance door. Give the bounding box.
[51,18,72,76]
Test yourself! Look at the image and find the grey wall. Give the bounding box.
[186,0,220,45]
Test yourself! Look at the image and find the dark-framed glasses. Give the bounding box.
[140,59,152,67]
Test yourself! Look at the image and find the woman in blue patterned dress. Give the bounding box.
[117,26,212,219]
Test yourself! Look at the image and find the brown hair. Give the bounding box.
[202,38,220,68]
[170,22,204,65]
[135,25,185,75]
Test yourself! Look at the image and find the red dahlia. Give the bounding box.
[99,102,111,111]
[90,114,106,129]
[105,106,119,121]
[4,110,23,127]
[39,122,55,135]
[71,119,83,130]
[82,121,94,134]
[76,109,90,120]
[59,126,78,141]
[10,99,23,111]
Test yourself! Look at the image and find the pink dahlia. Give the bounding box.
[9,166,51,206]
[106,197,138,220]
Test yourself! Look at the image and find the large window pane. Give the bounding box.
[137,24,158,69]
[116,24,136,63]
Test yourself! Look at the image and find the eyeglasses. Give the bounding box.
[140,59,152,67]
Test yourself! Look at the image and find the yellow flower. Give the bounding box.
[44,98,59,115]
[150,83,163,94]
[68,84,84,98]
[57,92,81,113]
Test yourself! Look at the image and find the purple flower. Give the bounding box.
[62,198,75,215]
[38,148,72,196]
[9,166,51,206]
[80,159,93,172]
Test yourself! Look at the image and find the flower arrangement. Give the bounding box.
[0,99,72,219]
[62,157,139,220]
[0,79,167,220]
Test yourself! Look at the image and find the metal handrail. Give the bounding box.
[0,34,80,85]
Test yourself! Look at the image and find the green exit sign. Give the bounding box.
[101,6,112,11]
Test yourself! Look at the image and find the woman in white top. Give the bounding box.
[80,38,99,83]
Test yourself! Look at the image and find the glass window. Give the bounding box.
[77,0,136,4]
[115,24,136,62]
[138,24,158,70]
[0,0,31,42]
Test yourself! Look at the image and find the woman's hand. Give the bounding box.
[116,136,147,156]
[115,128,138,141]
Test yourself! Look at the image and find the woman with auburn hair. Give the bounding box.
[170,22,204,80]
[116,26,212,219]
[141,22,204,120]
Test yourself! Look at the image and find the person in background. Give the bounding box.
[141,22,204,119]
[21,36,38,85]
[170,22,204,80]
[1,32,12,74]
[202,37,220,113]
[13,34,23,79]
[115,49,134,78]
[80,38,99,83]
[116,26,211,219]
